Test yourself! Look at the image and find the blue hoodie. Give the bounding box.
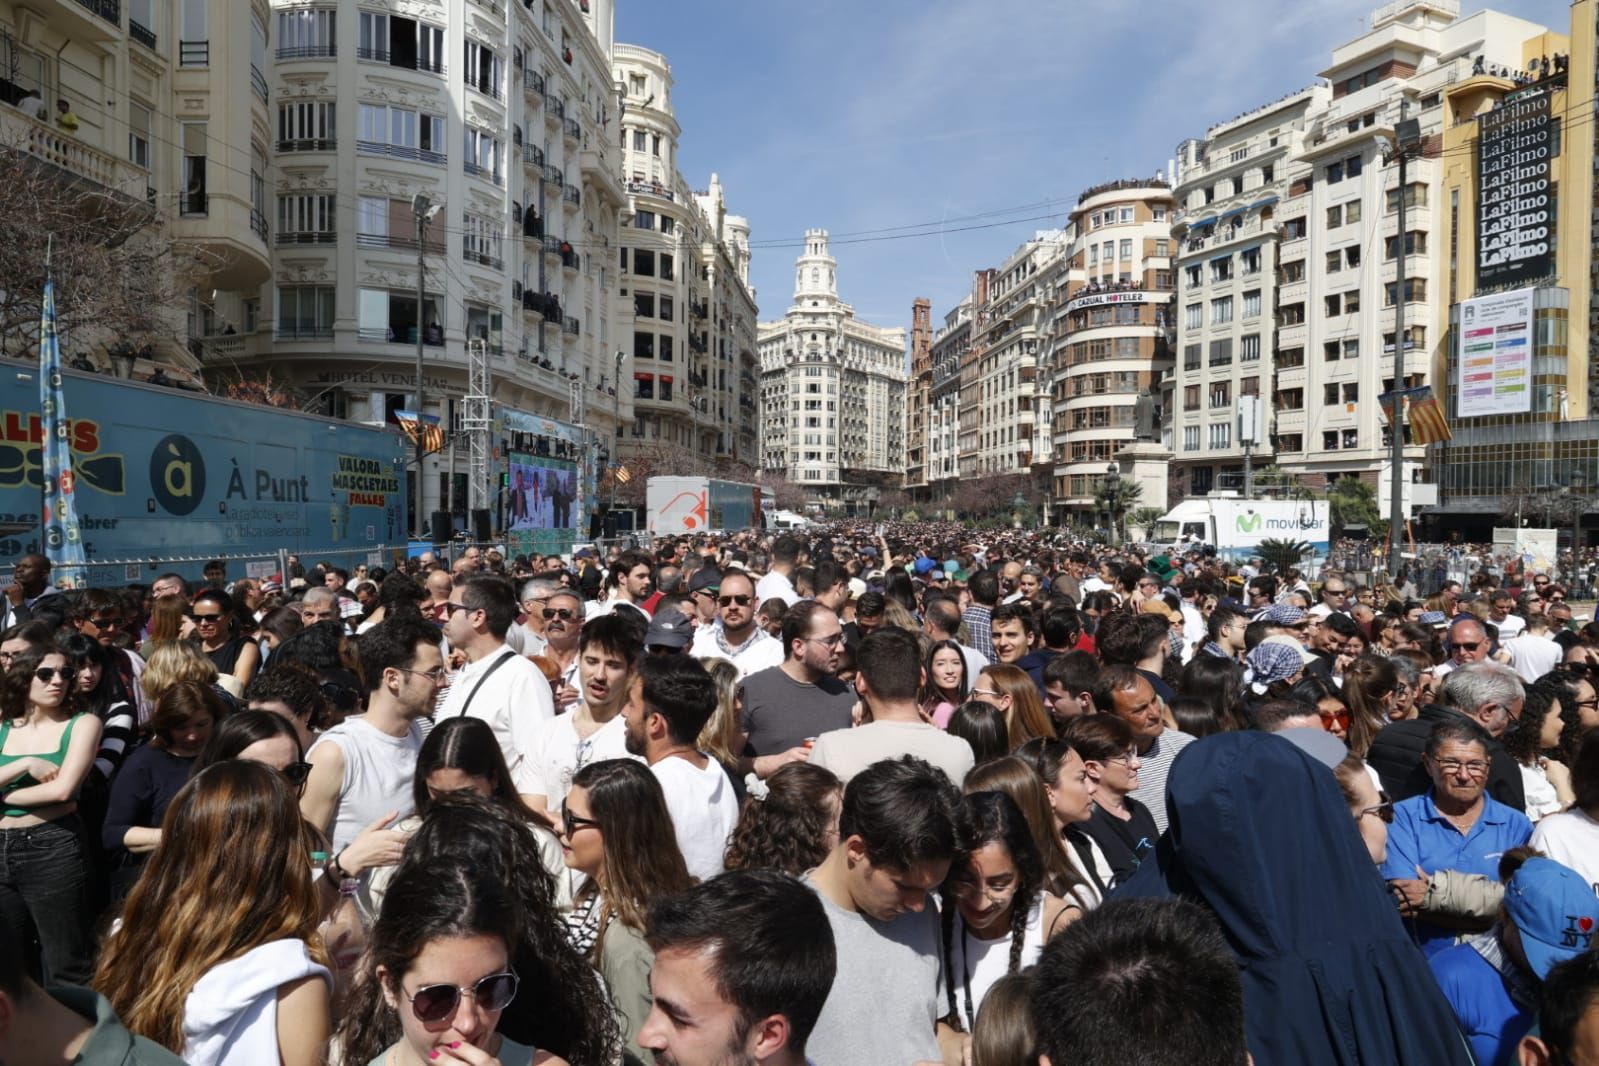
[1117,731,1474,1065]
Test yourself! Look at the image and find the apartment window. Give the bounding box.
[659,295,674,321]
[1343,339,1359,360]
[1324,341,1341,363]
[1280,259,1304,282]
[1384,231,1428,259]
[1261,164,1274,183]
[128,103,151,169]
[1343,383,1359,403]
[1183,426,1200,450]
[357,289,443,343]
[1119,207,1134,222]
[1184,264,1200,287]
[1183,344,1202,371]
[358,104,446,163]
[1344,199,1362,224]
[1384,279,1427,305]
[1342,429,1359,449]
[1210,296,1233,325]
[1327,161,1343,183]
[1209,338,1232,366]
[464,305,502,351]
[1184,385,1200,411]
[1241,334,1261,362]
[1324,383,1341,406]
[1209,422,1231,449]
[661,253,675,280]
[1277,346,1304,368]
[276,193,335,244]
[652,134,661,156]
[358,12,445,74]
[463,127,502,182]
[1326,204,1343,228]
[659,335,674,362]
[276,8,335,58]
[1210,381,1231,409]
[1183,303,1201,330]
[181,122,207,215]
[1210,256,1232,282]
[1241,248,1261,274]
[1323,430,1340,450]
[1346,246,1362,268]
[277,286,335,338]
[1386,183,1427,214]
[277,101,335,151]
[1325,294,1342,316]
[462,212,503,268]
[1119,239,1133,260]
[1089,246,1099,268]
[1242,290,1261,319]
[181,0,207,63]
[1155,239,1169,256]
[1153,207,1167,221]
[1283,218,1307,240]
[1346,155,1363,178]
[632,249,655,276]
[1279,303,1304,325]
[1279,388,1304,410]
[1326,250,1343,273]
[463,40,502,98]
[1344,290,1360,313]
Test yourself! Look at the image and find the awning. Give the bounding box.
[1250,195,1280,210]
[1219,205,1248,220]
[1189,216,1218,228]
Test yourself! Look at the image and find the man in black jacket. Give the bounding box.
[1366,661,1526,812]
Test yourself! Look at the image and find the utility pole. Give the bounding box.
[412,192,440,539]
[1388,115,1421,570]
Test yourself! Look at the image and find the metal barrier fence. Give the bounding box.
[0,546,404,588]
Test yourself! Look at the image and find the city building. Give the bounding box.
[1050,178,1177,520]
[612,44,760,469]
[1431,4,1593,542]
[905,297,932,499]
[758,230,906,513]
[925,294,972,504]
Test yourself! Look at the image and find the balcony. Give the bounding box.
[563,117,581,143]
[276,44,336,60]
[543,94,565,120]
[250,208,268,243]
[464,249,503,271]
[277,138,335,153]
[0,108,150,198]
[357,141,446,166]
[355,48,446,77]
[524,70,546,97]
[47,0,120,40]
[542,234,564,257]
[542,164,563,187]
[463,161,502,186]
[250,66,269,100]
[523,144,544,168]
[276,229,336,247]
[274,324,334,343]
[562,316,580,336]
[129,19,157,49]
[562,185,581,209]
[561,248,580,271]
[179,40,209,66]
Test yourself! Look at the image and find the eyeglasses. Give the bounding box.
[1324,588,1348,596]
[1357,801,1394,824]
[404,971,520,1024]
[281,761,312,791]
[33,667,67,683]
[806,633,844,647]
[87,615,123,628]
[970,687,1004,699]
[691,587,721,598]
[399,666,448,682]
[718,594,753,607]
[949,878,1018,905]
[542,607,578,621]
[1320,709,1351,728]
[1431,756,1490,777]
[445,602,470,615]
[561,806,601,838]
[1103,748,1139,767]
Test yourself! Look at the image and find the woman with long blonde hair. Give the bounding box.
[140,640,220,707]
[95,760,329,1065]
[972,664,1057,751]
[697,657,745,781]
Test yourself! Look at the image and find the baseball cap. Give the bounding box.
[914,557,937,574]
[645,610,695,650]
[1260,604,1307,626]
[1504,857,1599,979]
[686,568,722,594]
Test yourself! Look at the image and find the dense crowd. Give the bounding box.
[2,524,1599,1066]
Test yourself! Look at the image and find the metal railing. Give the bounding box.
[524,71,546,96]
[179,40,209,66]
[129,20,157,48]
[276,138,336,153]
[563,117,581,142]
[277,44,336,60]
[72,0,120,24]
[250,208,269,242]
[277,230,337,246]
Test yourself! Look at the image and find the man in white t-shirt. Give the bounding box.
[755,533,802,606]
[436,575,555,802]
[301,614,439,882]
[1504,613,1564,683]
[689,570,783,678]
[525,613,645,820]
[623,655,739,880]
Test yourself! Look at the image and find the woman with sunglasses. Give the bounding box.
[190,589,260,687]
[191,709,311,790]
[56,631,138,787]
[95,760,330,1065]
[340,856,562,1066]
[1064,715,1157,888]
[936,791,1073,1043]
[1290,674,1353,748]
[0,645,102,984]
[558,759,692,1062]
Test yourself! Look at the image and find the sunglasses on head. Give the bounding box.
[404,971,520,1024]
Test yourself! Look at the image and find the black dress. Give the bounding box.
[1078,797,1159,889]
[204,635,250,677]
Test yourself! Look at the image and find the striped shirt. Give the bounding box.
[1134,729,1197,835]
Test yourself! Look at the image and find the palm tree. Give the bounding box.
[1092,476,1143,534]
[1127,507,1165,540]
[1258,538,1312,573]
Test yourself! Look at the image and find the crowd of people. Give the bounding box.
[2,523,1599,1066]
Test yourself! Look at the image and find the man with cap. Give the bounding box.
[688,570,782,679]
[685,568,723,627]
[1429,856,1598,1066]
[646,609,696,657]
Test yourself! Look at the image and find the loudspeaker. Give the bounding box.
[430,511,452,543]
[471,509,491,542]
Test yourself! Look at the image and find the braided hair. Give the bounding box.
[938,790,1046,1033]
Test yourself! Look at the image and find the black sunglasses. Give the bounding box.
[33,667,68,683]
[561,806,601,838]
[405,971,519,1024]
[542,607,578,620]
[281,761,312,791]
[718,594,753,607]
[87,614,123,628]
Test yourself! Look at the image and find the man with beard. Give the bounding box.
[641,871,836,1066]
[623,655,739,880]
[688,570,783,678]
[524,612,644,819]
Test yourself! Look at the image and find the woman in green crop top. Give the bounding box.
[0,645,103,985]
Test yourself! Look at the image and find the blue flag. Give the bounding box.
[39,280,87,587]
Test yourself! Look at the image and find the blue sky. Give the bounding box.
[616,0,1569,333]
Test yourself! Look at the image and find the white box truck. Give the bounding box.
[646,476,763,535]
[1150,496,1331,560]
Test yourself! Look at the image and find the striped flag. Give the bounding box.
[614,464,632,484]
[1406,387,1452,444]
[395,410,446,453]
[39,279,88,587]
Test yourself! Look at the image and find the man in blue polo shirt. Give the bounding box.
[1429,856,1599,1066]
[1383,718,1533,958]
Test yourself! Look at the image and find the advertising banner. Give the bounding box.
[1477,89,1555,289]
[1457,288,1534,417]
[506,453,580,557]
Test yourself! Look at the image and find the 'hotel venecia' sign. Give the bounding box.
[1477,89,1555,289]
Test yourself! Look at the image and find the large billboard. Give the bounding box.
[506,453,579,557]
[1458,287,1534,417]
[1477,89,1555,289]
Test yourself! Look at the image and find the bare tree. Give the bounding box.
[0,138,214,366]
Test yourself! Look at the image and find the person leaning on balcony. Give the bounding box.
[54,98,79,133]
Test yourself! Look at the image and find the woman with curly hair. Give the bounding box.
[0,642,101,984]
[937,791,1073,1036]
[359,792,617,1065]
[723,762,842,875]
[94,761,329,1065]
[558,759,692,1062]
[1502,679,1576,821]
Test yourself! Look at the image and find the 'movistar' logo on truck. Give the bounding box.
[1236,512,1262,533]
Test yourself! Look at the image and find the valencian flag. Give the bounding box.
[39,279,88,588]
[614,463,632,484]
[395,410,446,454]
[1379,385,1453,445]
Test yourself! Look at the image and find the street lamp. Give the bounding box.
[1011,489,1028,530]
[411,192,442,539]
[1104,461,1122,539]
